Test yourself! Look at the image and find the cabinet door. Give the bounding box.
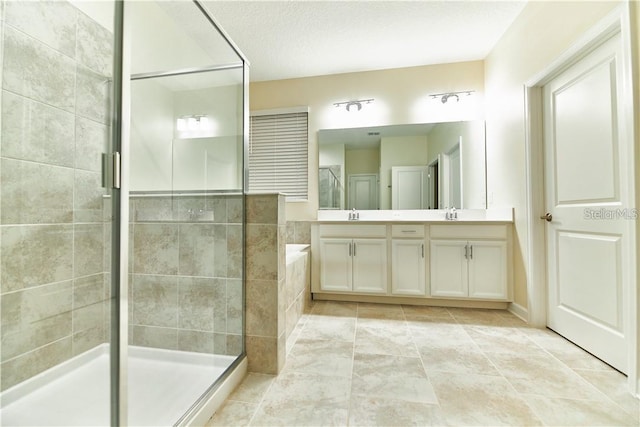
[430,240,468,297]
[468,240,507,300]
[391,239,426,296]
[319,238,352,292]
[352,239,387,294]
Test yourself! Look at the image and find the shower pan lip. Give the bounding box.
[0,344,236,427]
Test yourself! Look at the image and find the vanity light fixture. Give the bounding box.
[333,98,374,112]
[430,90,475,104]
[176,115,209,131]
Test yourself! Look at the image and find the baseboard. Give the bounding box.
[508,302,529,323]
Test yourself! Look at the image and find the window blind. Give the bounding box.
[249,111,308,200]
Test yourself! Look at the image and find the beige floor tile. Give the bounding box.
[354,323,418,357]
[348,395,446,427]
[227,372,276,403]
[522,394,638,426]
[419,346,499,375]
[351,353,437,404]
[401,304,454,319]
[429,371,543,426]
[524,328,614,371]
[251,371,350,426]
[357,302,405,316]
[214,304,634,426]
[302,315,356,341]
[487,352,605,400]
[207,400,257,427]
[284,338,353,377]
[410,322,476,351]
[464,324,549,355]
[447,307,507,325]
[575,368,640,419]
[311,301,357,317]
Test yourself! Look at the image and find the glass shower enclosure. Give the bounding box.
[0,1,248,425]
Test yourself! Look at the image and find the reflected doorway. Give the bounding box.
[348,174,378,210]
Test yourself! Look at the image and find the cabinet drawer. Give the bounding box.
[391,224,425,238]
[319,224,386,238]
[430,225,507,240]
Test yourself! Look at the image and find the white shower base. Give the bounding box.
[0,344,236,426]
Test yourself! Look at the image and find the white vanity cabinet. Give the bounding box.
[311,216,513,306]
[429,225,509,300]
[318,225,387,294]
[391,225,426,296]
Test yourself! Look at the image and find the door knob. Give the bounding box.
[540,212,552,222]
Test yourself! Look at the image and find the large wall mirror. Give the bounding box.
[318,120,486,210]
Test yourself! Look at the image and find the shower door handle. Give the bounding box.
[102,152,121,189]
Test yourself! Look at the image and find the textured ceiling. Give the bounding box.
[202,0,527,82]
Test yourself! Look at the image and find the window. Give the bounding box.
[249,109,309,200]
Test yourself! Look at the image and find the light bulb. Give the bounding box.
[177,118,186,131]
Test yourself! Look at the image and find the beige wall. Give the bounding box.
[484,0,622,311]
[379,135,429,209]
[345,148,380,208]
[250,61,485,220]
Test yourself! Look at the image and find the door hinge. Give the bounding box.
[102,152,121,189]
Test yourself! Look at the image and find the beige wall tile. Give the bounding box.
[1,337,72,391]
[245,279,278,337]
[1,158,74,224]
[74,223,104,278]
[178,330,214,354]
[131,325,178,350]
[246,194,278,224]
[178,277,215,331]
[245,224,277,281]
[132,274,178,328]
[246,335,278,374]
[133,223,179,275]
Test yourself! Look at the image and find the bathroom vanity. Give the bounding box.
[310,209,514,308]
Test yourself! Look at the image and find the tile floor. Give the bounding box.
[207,301,639,426]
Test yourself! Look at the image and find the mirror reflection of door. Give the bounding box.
[348,174,378,209]
[428,160,439,209]
[448,143,462,209]
[391,166,429,209]
[319,165,342,209]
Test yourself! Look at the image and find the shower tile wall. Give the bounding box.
[128,195,243,356]
[0,1,112,391]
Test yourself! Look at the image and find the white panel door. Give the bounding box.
[429,240,467,298]
[391,239,426,296]
[348,174,378,210]
[467,240,507,300]
[352,239,387,294]
[319,238,352,292]
[544,33,630,373]
[392,166,428,209]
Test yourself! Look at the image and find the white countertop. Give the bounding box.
[316,208,513,223]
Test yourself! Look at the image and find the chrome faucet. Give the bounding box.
[445,206,458,221]
[349,208,360,220]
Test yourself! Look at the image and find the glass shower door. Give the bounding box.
[124,1,247,425]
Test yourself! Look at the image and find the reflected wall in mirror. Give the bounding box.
[318,121,486,210]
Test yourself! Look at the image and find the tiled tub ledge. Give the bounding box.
[285,244,311,344]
